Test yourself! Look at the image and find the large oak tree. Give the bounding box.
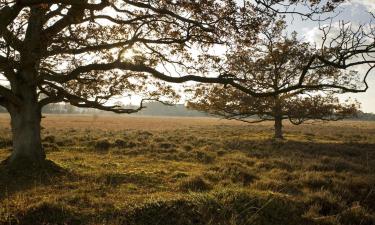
[0,0,254,167]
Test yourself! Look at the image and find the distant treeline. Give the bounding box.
[0,102,208,117]
[353,111,375,121]
[0,103,374,120]
[41,102,209,117]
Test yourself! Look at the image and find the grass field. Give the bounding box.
[0,115,375,225]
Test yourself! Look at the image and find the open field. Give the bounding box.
[1,115,375,225]
[0,114,245,131]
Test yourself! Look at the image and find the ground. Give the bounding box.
[0,114,374,225]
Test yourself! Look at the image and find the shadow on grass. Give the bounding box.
[0,158,74,201]
[2,188,374,225]
[225,138,375,158]
[4,202,83,225]
[1,189,307,225]
[0,138,374,225]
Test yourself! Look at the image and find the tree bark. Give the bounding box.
[274,116,283,139]
[7,85,45,166]
[273,95,284,139]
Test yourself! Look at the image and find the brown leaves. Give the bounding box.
[188,19,360,125]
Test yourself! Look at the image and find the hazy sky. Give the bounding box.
[1,1,374,113]
[131,1,375,113]
[286,1,375,112]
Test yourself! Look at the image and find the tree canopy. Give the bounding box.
[0,0,373,112]
[188,21,361,138]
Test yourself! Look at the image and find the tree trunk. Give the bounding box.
[1,6,47,168]
[274,116,283,139]
[273,95,284,139]
[7,86,45,166]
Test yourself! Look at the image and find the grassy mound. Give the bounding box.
[125,190,304,225]
[0,158,71,200]
[1,189,304,225]
[8,203,82,225]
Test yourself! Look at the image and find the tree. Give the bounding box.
[0,0,249,167]
[0,0,373,167]
[188,22,360,139]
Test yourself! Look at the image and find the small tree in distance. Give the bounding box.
[188,22,360,139]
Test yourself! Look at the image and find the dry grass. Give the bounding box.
[0,114,246,131]
[0,115,375,225]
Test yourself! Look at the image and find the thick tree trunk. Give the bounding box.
[274,116,283,139]
[7,87,45,166]
[1,6,47,168]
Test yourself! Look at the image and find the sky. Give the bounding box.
[123,1,375,113]
[1,1,374,113]
[284,1,375,113]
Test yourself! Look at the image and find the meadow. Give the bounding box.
[0,115,374,225]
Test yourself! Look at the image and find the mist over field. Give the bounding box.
[3,102,375,120]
